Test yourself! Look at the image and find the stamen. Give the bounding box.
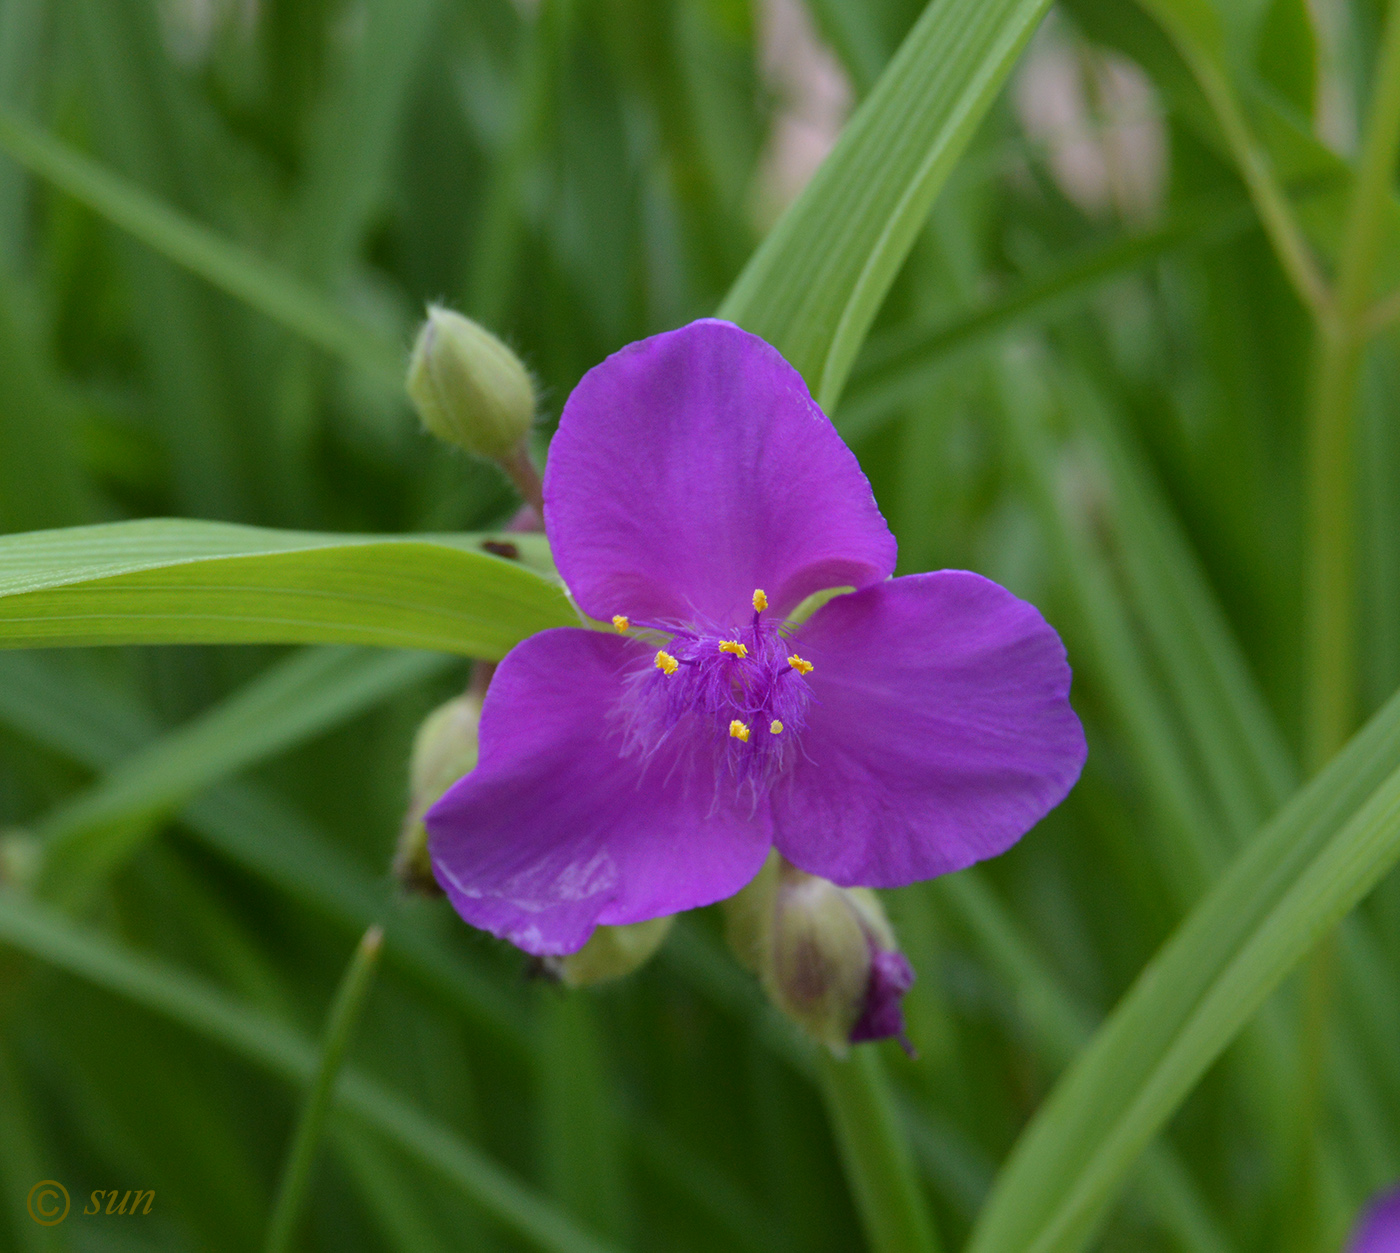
[752,589,768,612]
[719,640,748,658]
[770,720,784,735]
[787,654,814,675]
[612,615,630,632]
[729,719,751,742]
[654,650,679,675]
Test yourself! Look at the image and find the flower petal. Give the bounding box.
[426,627,772,955]
[544,319,896,625]
[1350,1186,1400,1253]
[772,572,1086,887]
[849,947,915,1048]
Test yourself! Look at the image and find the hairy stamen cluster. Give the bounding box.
[613,589,815,801]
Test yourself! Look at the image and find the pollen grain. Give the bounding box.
[787,654,814,675]
[729,719,751,742]
[654,650,679,675]
[769,720,783,735]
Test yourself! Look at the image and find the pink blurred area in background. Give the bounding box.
[751,0,852,227]
[1014,19,1167,227]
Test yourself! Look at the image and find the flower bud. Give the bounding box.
[725,853,914,1054]
[542,916,675,987]
[406,306,536,460]
[394,693,483,895]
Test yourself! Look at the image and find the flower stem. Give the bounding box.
[1294,0,1400,1242]
[817,1047,940,1253]
[264,926,384,1253]
[498,441,545,516]
[1305,0,1400,773]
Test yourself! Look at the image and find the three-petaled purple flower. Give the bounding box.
[427,319,1087,956]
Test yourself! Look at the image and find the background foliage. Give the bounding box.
[0,0,1398,1250]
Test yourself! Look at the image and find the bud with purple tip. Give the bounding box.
[726,852,915,1053]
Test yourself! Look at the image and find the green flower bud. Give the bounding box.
[725,852,914,1053]
[406,306,536,460]
[543,916,675,987]
[394,693,483,895]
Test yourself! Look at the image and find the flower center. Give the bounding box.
[612,588,815,802]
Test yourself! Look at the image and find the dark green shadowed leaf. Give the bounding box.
[33,647,454,906]
[0,106,404,387]
[0,893,618,1253]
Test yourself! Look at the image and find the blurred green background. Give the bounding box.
[0,0,1398,1250]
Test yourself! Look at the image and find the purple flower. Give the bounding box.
[1350,1186,1400,1253]
[427,320,1086,955]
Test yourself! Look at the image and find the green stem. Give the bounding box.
[1294,0,1400,1243]
[1304,325,1366,774]
[1305,0,1400,774]
[264,925,384,1253]
[817,1048,940,1253]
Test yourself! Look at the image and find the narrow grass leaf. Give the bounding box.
[34,647,452,904]
[264,926,384,1253]
[967,684,1400,1253]
[719,0,1053,409]
[0,893,617,1253]
[0,106,403,386]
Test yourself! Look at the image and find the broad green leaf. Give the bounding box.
[966,684,1400,1253]
[0,892,616,1253]
[0,105,403,387]
[33,646,454,905]
[719,0,1053,409]
[0,518,572,653]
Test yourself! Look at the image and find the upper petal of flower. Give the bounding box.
[1350,1186,1400,1253]
[544,319,896,625]
[771,572,1086,887]
[425,626,773,955]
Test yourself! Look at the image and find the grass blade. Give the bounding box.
[264,926,384,1253]
[0,106,403,386]
[33,647,452,905]
[0,892,616,1253]
[720,0,1052,408]
[967,684,1400,1253]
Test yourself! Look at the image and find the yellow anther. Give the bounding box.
[654,650,679,676]
[787,654,814,675]
[729,719,751,742]
[612,615,630,632]
[752,589,768,612]
[770,720,784,735]
[719,640,748,658]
